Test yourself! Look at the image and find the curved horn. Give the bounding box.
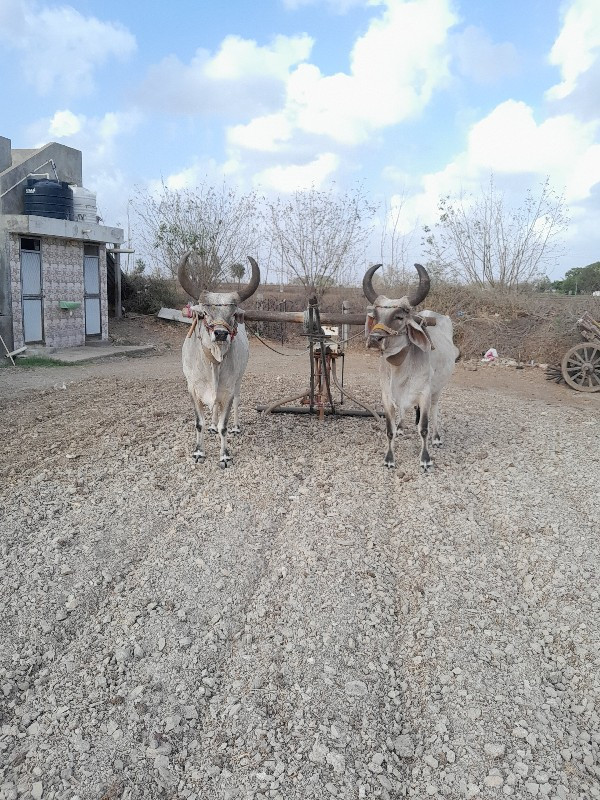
[237,256,261,302]
[407,263,430,307]
[362,263,383,304]
[177,250,200,300]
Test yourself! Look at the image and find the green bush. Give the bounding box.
[121,270,183,315]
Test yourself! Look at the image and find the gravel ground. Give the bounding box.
[1,333,599,800]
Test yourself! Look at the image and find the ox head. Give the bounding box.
[363,263,432,364]
[178,251,260,361]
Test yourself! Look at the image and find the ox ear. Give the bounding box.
[406,318,431,351]
[383,333,409,365]
[235,310,245,324]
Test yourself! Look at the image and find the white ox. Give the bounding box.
[363,263,459,472]
[178,252,260,468]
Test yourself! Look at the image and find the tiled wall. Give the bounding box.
[10,234,109,349]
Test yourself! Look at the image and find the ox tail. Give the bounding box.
[414,406,420,426]
[455,348,462,363]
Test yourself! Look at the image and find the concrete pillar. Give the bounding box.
[341,300,350,350]
[115,252,122,318]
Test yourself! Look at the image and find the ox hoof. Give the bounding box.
[193,451,206,463]
[383,459,396,469]
[420,460,433,473]
[432,437,443,448]
[218,457,233,469]
[228,425,241,435]
[207,425,218,434]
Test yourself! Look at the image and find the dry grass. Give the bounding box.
[159,278,600,364]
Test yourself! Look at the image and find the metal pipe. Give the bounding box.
[256,405,382,417]
[1,159,57,198]
[261,390,310,415]
[331,358,381,423]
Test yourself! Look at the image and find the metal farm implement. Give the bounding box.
[555,312,600,393]
[245,297,382,420]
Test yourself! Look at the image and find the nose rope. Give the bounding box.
[186,310,238,340]
[368,315,436,349]
[203,316,237,339]
[370,322,397,336]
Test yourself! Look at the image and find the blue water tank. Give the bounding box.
[24,178,74,221]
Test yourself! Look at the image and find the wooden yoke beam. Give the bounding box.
[243,309,366,326]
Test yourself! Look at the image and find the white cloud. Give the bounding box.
[452,25,520,85]
[28,109,141,156]
[466,100,600,203]
[0,0,136,96]
[282,0,374,11]
[230,0,456,152]
[48,110,84,138]
[147,156,247,195]
[547,0,600,100]
[254,153,340,192]
[384,98,600,241]
[228,113,293,152]
[160,165,209,192]
[138,34,313,116]
[205,34,312,80]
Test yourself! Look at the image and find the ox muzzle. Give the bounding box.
[368,332,385,349]
[213,327,230,342]
[367,321,397,349]
[203,317,237,343]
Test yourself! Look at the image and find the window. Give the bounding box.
[21,238,41,252]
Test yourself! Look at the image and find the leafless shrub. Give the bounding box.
[423,175,569,289]
[132,181,261,291]
[265,184,377,300]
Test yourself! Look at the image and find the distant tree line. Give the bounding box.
[549,262,600,294]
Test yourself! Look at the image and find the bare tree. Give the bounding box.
[265,185,377,298]
[423,175,569,289]
[378,194,419,290]
[132,182,261,292]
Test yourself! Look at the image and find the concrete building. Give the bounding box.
[0,135,124,353]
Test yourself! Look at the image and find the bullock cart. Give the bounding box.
[245,297,382,421]
[560,312,600,392]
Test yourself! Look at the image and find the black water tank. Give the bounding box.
[24,178,74,220]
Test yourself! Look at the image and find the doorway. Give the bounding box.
[20,237,44,343]
[84,244,101,337]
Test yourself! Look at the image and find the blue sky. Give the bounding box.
[1,0,599,280]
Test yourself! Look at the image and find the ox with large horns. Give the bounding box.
[178,251,260,468]
[363,263,459,472]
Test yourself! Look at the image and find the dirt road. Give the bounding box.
[1,334,599,800]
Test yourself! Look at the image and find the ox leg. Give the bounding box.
[228,395,241,435]
[217,397,235,469]
[381,391,398,468]
[418,397,432,472]
[192,400,206,463]
[208,406,218,434]
[431,397,442,447]
[384,412,397,468]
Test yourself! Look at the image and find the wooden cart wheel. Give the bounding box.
[561,342,600,392]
